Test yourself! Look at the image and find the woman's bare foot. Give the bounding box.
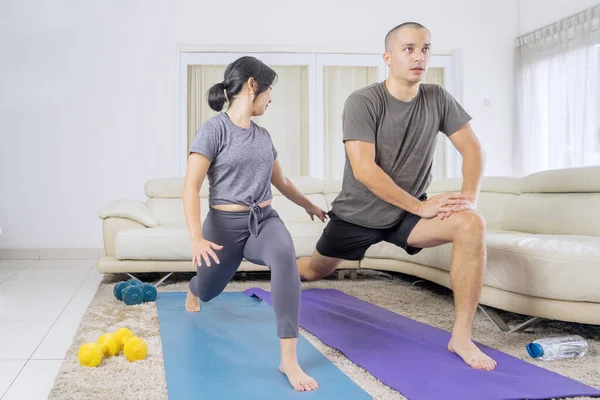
[185,288,200,312]
[279,362,318,392]
[279,338,318,391]
[448,335,497,371]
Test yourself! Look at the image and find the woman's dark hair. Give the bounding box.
[207,56,278,112]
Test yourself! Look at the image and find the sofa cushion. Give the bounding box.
[115,227,190,261]
[146,198,188,227]
[427,176,521,195]
[503,193,600,236]
[364,231,600,303]
[114,222,325,261]
[484,232,600,302]
[98,200,159,227]
[520,166,600,193]
[323,180,342,194]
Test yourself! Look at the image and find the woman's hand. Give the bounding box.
[305,204,329,223]
[191,237,223,267]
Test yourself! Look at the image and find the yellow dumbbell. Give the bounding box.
[78,343,103,367]
[113,327,134,349]
[123,336,148,362]
[97,333,120,357]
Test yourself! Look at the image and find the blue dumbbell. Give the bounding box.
[141,283,157,302]
[114,281,130,301]
[122,285,144,305]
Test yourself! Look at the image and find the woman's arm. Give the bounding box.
[271,159,328,222]
[183,153,222,266]
[183,153,210,240]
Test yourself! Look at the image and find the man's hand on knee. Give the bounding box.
[437,194,477,220]
[418,193,471,220]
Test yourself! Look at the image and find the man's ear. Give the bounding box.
[383,52,391,67]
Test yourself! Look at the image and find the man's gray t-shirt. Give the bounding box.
[189,112,278,206]
[330,82,472,229]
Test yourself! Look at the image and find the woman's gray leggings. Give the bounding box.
[189,204,300,338]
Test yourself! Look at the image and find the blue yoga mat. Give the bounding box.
[156,292,371,400]
[245,288,600,400]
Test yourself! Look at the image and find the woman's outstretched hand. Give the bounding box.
[305,204,329,223]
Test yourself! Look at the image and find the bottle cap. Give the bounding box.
[526,343,544,358]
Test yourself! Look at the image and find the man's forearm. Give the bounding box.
[356,164,423,216]
[460,147,486,201]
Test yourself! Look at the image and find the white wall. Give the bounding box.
[0,0,519,249]
[518,0,600,35]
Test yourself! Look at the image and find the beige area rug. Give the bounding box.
[49,270,600,400]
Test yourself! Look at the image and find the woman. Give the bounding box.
[183,56,326,392]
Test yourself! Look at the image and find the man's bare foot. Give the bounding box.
[185,289,200,312]
[279,362,318,392]
[448,336,497,370]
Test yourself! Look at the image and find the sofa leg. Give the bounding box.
[478,305,544,333]
[350,269,357,280]
[337,270,346,280]
[126,273,138,281]
[153,273,173,288]
[126,272,173,288]
[478,305,511,331]
[507,317,544,333]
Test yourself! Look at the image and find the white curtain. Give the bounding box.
[253,66,309,176]
[323,66,379,180]
[423,68,446,180]
[515,6,600,176]
[188,65,309,177]
[187,65,225,150]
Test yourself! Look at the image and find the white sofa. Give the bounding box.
[97,166,600,327]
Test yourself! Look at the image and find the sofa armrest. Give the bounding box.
[98,200,159,228]
[102,217,146,257]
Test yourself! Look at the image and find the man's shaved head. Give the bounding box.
[385,22,430,51]
[383,22,432,85]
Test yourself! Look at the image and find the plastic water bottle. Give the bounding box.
[526,335,589,361]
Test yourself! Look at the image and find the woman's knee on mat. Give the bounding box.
[190,277,223,303]
[197,289,219,303]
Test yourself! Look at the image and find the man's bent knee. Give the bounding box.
[299,251,341,281]
[455,211,486,234]
[450,212,486,246]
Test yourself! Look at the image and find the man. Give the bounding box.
[298,22,497,371]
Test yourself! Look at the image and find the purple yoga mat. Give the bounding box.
[244,287,600,400]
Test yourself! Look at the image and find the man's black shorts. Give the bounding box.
[316,197,426,261]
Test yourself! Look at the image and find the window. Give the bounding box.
[316,54,386,180]
[179,51,461,180]
[181,53,314,178]
[517,43,600,174]
[597,45,600,158]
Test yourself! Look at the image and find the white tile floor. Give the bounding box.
[0,259,103,399]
